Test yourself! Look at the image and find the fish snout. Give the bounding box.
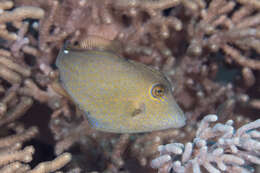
[174,111,186,128]
[169,104,186,128]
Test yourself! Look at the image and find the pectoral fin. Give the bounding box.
[131,103,145,117]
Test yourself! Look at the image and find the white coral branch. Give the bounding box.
[151,114,260,173]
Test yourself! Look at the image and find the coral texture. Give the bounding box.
[151,114,260,173]
[0,0,259,172]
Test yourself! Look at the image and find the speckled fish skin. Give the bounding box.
[56,47,186,133]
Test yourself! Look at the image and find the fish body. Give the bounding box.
[56,46,186,133]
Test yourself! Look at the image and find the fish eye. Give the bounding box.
[151,84,166,98]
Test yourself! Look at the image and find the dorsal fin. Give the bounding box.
[67,35,122,53]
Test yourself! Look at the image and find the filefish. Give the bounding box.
[56,38,186,133]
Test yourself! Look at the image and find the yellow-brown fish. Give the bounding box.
[56,40,186,133]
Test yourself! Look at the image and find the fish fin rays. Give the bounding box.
[131,103,146,118]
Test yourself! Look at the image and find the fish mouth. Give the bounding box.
[174,112,186,128]
[168,104,186,128]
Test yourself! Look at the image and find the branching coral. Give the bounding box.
[0,1,71,172]
[151,114,260,173]
[187,0,260,70]
[0,0,259,172]
[0,115,71,172]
